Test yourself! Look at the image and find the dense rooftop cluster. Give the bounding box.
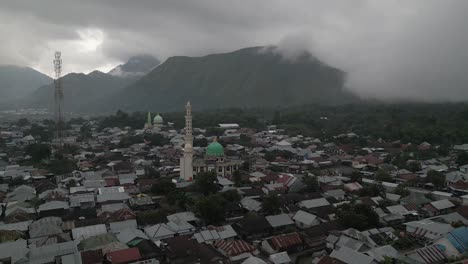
[1,113,468,264]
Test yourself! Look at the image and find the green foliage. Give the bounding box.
[194,138,208,147]
[0,230,23,243]
[16,118,30,127]
[302,175,319,192]
[145,167,160,178]
[350,171,362,183]
[79,124,92,140]
[427,170,445,188]
[47,158,77,175]
[262,194,281,215]
[336,203,379,230]
[102,46,349,113]
[457,152,468,166]
[392,234,416,250]
[205,127,224,137]
[221,190,241,202]
[195,194,226,224]
[137,209,174,226]
[118,135,142,148]
[360,183,385,197]
[406,161,421,173]
[151,178,176,195]
[233,170,242,187]
[26,123,53,142]
[99,110,146,130]
[264,150,294,162]
[143,133,170,147]
[375,170,393,182]
[25,143,51,162]
[394,185,410,197]
[68,179,77,188]
[195,171,219,195]
[167,191,192,210]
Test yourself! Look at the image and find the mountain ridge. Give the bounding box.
[98,46,355,112]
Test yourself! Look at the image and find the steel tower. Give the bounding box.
[53,51,64,147]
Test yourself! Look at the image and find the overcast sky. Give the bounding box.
[1,0,468,101]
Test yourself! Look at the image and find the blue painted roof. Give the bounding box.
[447,227,468,253]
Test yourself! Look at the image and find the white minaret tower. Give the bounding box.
[180,101,194,181]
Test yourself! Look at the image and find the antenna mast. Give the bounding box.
[54,51,64,148]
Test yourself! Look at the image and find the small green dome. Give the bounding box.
[206,141,224,157]
[153,113,163,124]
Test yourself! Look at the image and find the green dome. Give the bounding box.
[206,141,224,157]
[153,113,163,124]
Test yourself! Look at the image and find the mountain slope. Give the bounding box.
[101,46,355,112]
[23,70,134,112]
[0,65,52,102]
[108,54,160,78]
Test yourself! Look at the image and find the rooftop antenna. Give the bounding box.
[54,51,64,148]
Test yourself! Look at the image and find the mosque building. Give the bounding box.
[180,102,243,181]
[143,112,164,133]
[193,138,243,178]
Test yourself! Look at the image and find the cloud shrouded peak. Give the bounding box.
[1,0,468,101]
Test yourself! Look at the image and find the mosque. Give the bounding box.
[143,112,164,133]
[180,102,243,181]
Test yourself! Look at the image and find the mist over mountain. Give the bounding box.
[108,55,160,78]
[97,46,356,112]
[0,65,52,103]
[22,70,134,112]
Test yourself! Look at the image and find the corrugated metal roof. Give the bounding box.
[116,229,148,244]
[109,219,137,233]
[72,224,107,241]
[214,239,255,256]
[266,214,294,227]
[330,246,374,264]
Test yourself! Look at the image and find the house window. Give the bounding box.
[218,167,222,172]
[227,166,230,171]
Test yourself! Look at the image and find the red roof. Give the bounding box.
[81,249,103,264]
[214,239,255,256]
[275,174,296,187]
[106,248,141,264]
[268,232,303,251]
[105,177,120,187]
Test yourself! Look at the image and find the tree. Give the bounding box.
[167,191,192,210]
[137,209,173,226]
[195,171,219,195]
[336,203,379,230]
[144,133,170,147]
[25,144,51,162]
[375,170,393,182]
[79,124,92,140]
[457,152,468,166]
[151,178,176,195]
[427,170,445,188]
[16,118,29,127]
[47,158,76,175]
[145,167,160,178]
[233,170,242,187]
[262,194,281,215]
[350,171,362,183]
[406,161,421,173]
[68,179,77,188]
[359,183,385,197]
[195,194,225,224]
[302,175,319,192]
[394,185,410,197]
[221,190,241,202]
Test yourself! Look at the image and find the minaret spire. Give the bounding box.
[180,101,194,181]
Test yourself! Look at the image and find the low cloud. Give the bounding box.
[1,0,468,101]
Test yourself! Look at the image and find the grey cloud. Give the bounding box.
[0,0,468,101]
